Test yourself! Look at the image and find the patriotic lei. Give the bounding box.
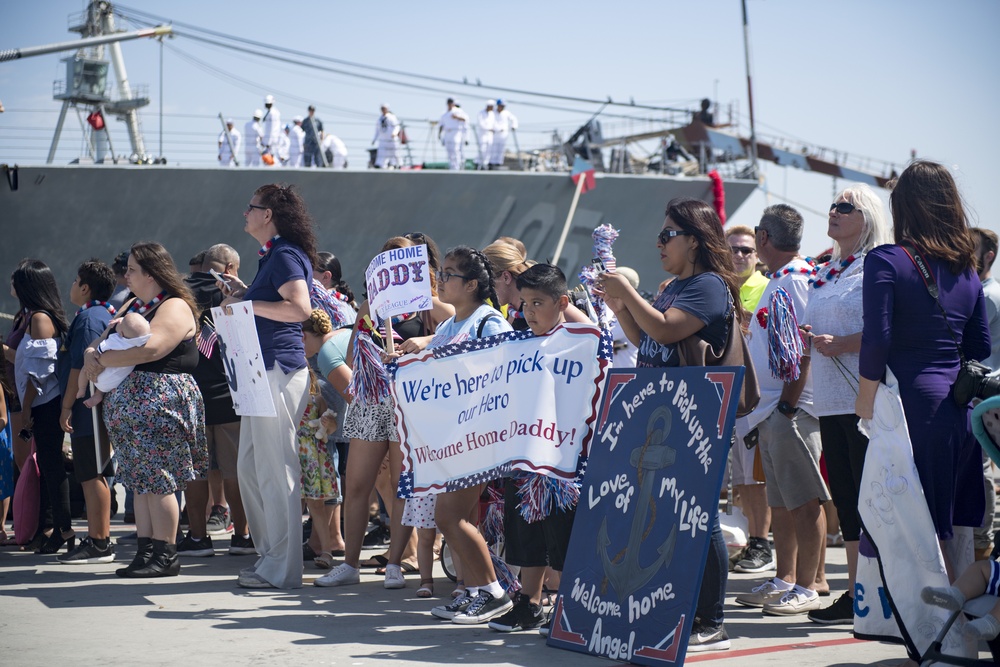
[764,257,816,280]
[77,300,116,316]
[128,291,167,315]
[258,234,281,257]
[808,254,858,289]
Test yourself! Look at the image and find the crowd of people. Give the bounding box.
[1,160,998,660]
[218,95,517,171]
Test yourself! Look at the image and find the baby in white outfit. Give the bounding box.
[79,312,152,407]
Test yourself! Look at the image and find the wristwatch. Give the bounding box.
[777,401,799,416]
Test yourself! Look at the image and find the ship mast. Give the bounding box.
[38,1,170,164]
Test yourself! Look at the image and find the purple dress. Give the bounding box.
[859,245,991,539]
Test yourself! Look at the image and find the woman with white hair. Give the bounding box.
[801,183,893,625]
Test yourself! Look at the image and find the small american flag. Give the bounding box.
[197,321,218,358]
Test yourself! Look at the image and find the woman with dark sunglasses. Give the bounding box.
[595,197,745,651]
[800,184,892,625]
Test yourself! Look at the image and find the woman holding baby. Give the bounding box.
[82,242,207,578]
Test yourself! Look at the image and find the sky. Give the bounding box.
[2,0,999,257]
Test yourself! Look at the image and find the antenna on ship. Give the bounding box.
[741,0,760,179]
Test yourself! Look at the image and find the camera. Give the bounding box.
[953,360,1000,405]
[18,428,33,442]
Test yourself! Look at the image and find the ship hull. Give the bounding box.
[1,165,756,313]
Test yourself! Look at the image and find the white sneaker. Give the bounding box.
[315,563,360,587]
[383,564,406,589]
[762,589,822,616]
[735,578,789,608]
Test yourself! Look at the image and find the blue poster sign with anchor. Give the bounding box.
[547,365,743,665]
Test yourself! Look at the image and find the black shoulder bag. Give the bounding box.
[899,243,997,405]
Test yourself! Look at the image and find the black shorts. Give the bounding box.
[71,436,115,483]
[503,478,576,571]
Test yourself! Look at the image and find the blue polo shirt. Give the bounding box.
[57,305,112,438]
[244,237,312,373]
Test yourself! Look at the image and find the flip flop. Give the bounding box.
[416,580,434,598]
[359,554,389,568]
[314,552,335,569]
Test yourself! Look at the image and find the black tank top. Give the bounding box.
[129,297,198,374]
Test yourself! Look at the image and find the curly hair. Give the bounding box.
[302,308,333,335]
[446,245,500,308]
[255,183,319,267]
[128,242,199,318]
[890,160,975,274]
[664,198,745,327]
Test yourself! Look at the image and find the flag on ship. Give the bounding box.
[570,157,596,193]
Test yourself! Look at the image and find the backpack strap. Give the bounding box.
[476,312,499,338]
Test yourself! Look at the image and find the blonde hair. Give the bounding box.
[483,240,531,277]
[835,183,892,260]
[302,308,333,335]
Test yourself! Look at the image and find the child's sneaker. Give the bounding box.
[452,591,514,624]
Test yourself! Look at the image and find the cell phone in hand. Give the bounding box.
[209,268,230,285]
[591,257,607,273]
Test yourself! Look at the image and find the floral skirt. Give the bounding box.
[105,371,207,494]
[298,401,341,501]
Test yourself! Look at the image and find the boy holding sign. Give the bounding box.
[489,264,577,633]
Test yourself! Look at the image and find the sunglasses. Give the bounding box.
[657,229,690,244]
[730,246,755,256]
[436,270,468,283]
[830,202,858,215]
[245,203,267,214]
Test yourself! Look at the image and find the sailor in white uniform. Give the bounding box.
[261,94,282,159]
[476,100,497,170]
[372,104,401,168]
[276,125,291,166]
[322,132,349,170]
[244,109,263,167]
[490,99,518,168]
[438,97,469,170]
[218,118,241,167]
[287,116,305,167]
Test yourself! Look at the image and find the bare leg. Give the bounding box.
[328,504,345,552]
[738,483,771,538]
[846,540,860,591]
[305,499,335,553]
[416,527,436,585]
[224,479,248,536]
[385,441,414,567]
[10,412,29,470]
[184,479,210,539]
[342,438,389,568]
[519,566,546,605]
[771,506,797,584]
[81,477,111,539]
[789,498,825,591]
[436,485,494,587]
[143,492,180,543]
[208,468,226,509]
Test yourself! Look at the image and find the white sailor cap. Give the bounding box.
[485,99,495,106]
[226,118,234,124]
[264,94,275,105]
[253,109,263,119]
[293,115,304,123]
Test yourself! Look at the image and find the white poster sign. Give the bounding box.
[364,243,433,320]
[390,323,609,496]
[211,302,276,417]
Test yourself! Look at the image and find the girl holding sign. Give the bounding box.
[395,245,514,623]
[317,235,453,589]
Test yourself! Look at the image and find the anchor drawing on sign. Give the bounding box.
[598,405,678,601]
